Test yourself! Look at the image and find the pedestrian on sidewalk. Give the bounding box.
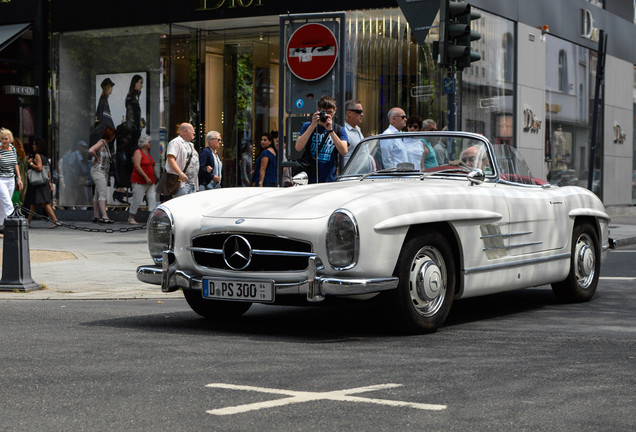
[89,127,115,223]
[0,128,24,237]
[128,134,156,224]
[165,122,198,196]
[198,130,223,190]
[25,137,60,228]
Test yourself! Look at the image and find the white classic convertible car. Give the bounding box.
[137,131,611,333]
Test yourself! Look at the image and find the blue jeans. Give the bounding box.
[200,181,221,191]
[175,182,197,197]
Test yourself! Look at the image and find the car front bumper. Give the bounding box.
[136,255,398,302]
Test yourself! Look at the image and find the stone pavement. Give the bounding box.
[0,213,635,301]
[0,219,182,300]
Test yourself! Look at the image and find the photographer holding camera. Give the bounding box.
[295,95,348,183]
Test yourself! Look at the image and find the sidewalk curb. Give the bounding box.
[611,236,636,248]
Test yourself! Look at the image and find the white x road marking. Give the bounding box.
[205,383,447,415]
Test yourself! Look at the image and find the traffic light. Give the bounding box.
[438,0,481,70]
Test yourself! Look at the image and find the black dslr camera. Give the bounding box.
[319,110,328,123]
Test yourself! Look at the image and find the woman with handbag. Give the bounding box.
[25,137,60,228]
[89,127,116,223]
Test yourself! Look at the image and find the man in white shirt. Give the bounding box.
[166,122,199,196]
[343,100,364,165]
[380,107,408,168]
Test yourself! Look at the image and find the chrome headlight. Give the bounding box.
[147,206,173,265]
[326,209,359,270]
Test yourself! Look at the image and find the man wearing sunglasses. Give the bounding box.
[380,107,409,168]
[199,130,223,190]
[343,100,365,165]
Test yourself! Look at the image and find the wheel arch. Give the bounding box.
[572,215,601,250]
[399,222,465,298]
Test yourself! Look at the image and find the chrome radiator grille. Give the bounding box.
[190,233,314,271]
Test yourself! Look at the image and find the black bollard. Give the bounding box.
[0,215,42,292]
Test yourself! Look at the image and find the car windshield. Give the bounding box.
[492,143,544,186]
[342,132,495,177]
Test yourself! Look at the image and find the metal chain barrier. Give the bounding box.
[14,204,146,233]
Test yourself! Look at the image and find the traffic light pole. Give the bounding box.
[446,65,457,132]
[588,29,606,193]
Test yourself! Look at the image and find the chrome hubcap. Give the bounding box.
[574,233,595,289]
[416,260,443,302]
[409,246,446,317]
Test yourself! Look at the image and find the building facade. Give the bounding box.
[3,0,635,209]
[0,0,48,148]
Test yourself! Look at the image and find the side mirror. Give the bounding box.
[467,168,485,185]
[292,171,309,186]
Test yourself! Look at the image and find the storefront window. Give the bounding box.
[53,7,502,200]
[459,10,515,145]
[52,25,170,207]
[544,34,597,194]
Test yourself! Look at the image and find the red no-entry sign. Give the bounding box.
[286,23,338,81]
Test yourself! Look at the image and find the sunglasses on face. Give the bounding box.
[400,115,407,119]
[348,109,363,114]
[407,124,420,129]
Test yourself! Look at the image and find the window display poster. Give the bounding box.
[94,72,147,132]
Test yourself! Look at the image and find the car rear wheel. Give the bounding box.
[183,288,252,320]
[551,223,600,302]
[391,232,455,333]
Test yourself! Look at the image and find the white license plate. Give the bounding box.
[202,278,275,303]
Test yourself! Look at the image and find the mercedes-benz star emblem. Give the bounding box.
[223,235,252,270]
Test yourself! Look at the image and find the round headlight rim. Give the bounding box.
[147,206,174,265]
[326,208,360,271]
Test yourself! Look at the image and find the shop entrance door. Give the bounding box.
[201,32,279,188]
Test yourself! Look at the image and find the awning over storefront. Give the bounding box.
[0,23,31,53]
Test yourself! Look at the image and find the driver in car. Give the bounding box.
[449,145,489,170]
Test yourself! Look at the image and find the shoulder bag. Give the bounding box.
[27,157,50,187]
[156,147,193,196]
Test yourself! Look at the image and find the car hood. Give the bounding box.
[200,179,436,220]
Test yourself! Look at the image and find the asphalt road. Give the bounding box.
[1,247,634,432]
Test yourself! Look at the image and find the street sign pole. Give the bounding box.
[278,12,346,187]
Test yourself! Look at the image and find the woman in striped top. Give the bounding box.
[0,128,24,228]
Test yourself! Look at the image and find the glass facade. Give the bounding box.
[459,10,515,145]
[54,5,636,210]
[543,34,597,194]
[52,25,170,207]
[345,9,441,136]
[52,8,447,206]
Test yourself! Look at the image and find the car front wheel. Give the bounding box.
[183,289,252,320]
[551,223,600,302]
[391,231,455,333]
